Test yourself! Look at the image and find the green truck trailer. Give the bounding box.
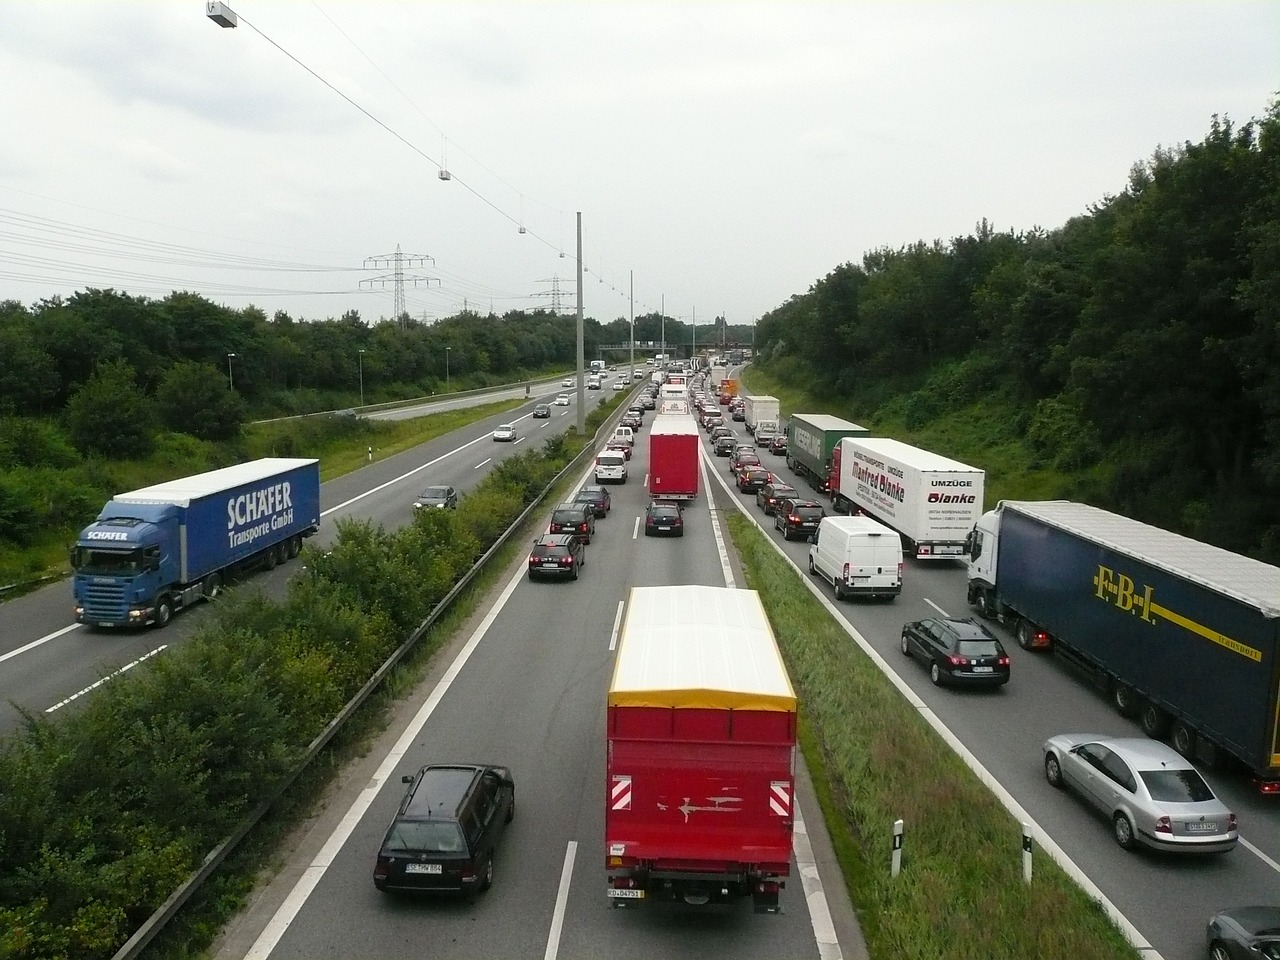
[786,414,870,493]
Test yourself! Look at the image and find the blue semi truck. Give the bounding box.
[70,458,321,629]
[965,500,1280,791]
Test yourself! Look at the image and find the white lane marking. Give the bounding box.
[542,841,577,960]
[474,458,492,469]
[924,597,950,617]
[792,808,843,960]
[699,448,735,589]
[0,623,81,664]
[631,516,640,539]
[608,600,625,652]
[514,437,527,445]
[243,558,530,960]
[45,645,168,712]
[1241,836,1280,874]
[323,431,496,517]
[701,461,1164,960]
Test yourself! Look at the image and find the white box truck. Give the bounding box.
[830,437,984,561]
[743,395,780,436]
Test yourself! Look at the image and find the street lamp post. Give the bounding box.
[445,346,451,392]
[358,349,365,407]
[226,352,235,391]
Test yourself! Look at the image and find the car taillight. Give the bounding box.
[947,655,969,666]
[373,858,389,880]
[646,516,655,525]
[579,523,588,531]
[561,557,573,565]
[898,562,904,580]
[528,556,538,564]
[460,864,476,882]
[1228,813,1238,830]
[843,563,850,580]
[998,655,1010,666]
[788,515,800,523]
[1155,816,1172,834]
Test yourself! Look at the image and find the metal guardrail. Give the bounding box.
[111,396,622,960]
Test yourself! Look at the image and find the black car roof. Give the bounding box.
[535,533,576,546]
[403,764,484,819]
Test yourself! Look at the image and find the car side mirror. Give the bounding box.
[402,775,414,783]
[807,535,816,545]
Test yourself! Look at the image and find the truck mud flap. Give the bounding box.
[752,881,783,914]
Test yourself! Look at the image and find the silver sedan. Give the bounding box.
[1043,734,1237,854]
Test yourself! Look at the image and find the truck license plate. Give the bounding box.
[405,863,442,874]
[607,888,645,899]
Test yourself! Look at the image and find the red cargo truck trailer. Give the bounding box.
[605,585,796,913]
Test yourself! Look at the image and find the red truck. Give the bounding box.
[605,585,797,913]
[647,414,701,502]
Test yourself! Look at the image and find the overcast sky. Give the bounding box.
[1,2,1276,329]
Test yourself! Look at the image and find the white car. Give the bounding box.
[612,380,626,391]
[561,377,574,387]
[553,394,571,406]
[492,423,518,442]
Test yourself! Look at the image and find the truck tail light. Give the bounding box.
[1155,816,1172,834]
[843,563,850,580]
[898,562,904,580]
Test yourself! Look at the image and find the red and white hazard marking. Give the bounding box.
[769,780,791,817]
[611,775,632,811]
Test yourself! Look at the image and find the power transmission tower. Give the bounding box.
[531,275,570,314]
[362,245,436,325]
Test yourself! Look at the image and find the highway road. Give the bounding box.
[707,383,1280,960]
[0,380,596,736]
[213,392,864,960]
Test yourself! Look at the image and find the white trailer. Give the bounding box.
[830,437,984,560]
[743,395,780,435]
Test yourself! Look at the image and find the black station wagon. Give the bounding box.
[374,763,515,894]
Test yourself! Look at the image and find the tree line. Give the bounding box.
[756,104,1280,562]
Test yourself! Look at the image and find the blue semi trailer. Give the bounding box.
[965,500,1280,792]
[71,458,321,629]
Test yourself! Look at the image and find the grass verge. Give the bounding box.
[726,513,1140,960]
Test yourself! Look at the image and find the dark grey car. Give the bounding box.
[414,485,459,510]
[1207,906,1280,960]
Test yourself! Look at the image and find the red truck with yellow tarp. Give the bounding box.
[605,585,796,913]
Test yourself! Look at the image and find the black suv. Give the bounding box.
[374,763,516,894]
[775,497,825,540]
[756,481,798,516]
[574,485,612,517]
[528,534,585,580]
[549,501,595,544]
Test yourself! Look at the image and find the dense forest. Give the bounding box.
[755,105,1280,563]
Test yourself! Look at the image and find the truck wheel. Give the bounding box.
[1170,720,1196,758]
[154,596,174,629]
[262,546,278,571]
[1140,702,1171,739]
[1015,620,1036,650]
[975,590,993,620]
[1110,682,1140,718]
[202,573,222,602]
[288,536,302,559]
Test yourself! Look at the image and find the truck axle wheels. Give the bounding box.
[974,590,993,620]
[1110,682,1140,718]
[154,596,174,629]
[202,574,222,602]
[1140,702,1171,739]
[1170,720,1196,758]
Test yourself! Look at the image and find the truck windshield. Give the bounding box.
[72,547,144,575]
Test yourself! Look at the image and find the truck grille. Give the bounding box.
[79,582,129,619]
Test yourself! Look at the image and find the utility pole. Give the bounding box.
[661,294,665,364]
[576,212,585,433]
[629,270,634,384]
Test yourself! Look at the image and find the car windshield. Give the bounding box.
[383,819,467,854]
[420,487,450,499]
[1139,768,1215,803]
[956,639,1001,656]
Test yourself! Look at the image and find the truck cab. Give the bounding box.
[71,504,180,628]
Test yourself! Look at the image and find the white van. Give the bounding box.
[595,449,628,484]
[611,426,635,448]
[807,515,903,601]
